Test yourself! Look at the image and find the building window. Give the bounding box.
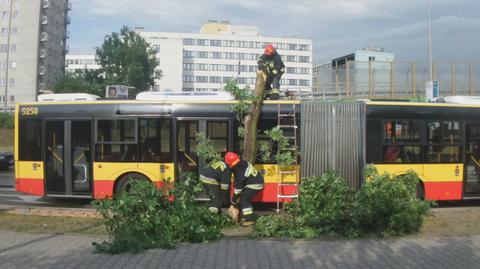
[210,39,221,46]
[196,76,208,83]
[287,44,297,50]
[369,57,376,62]
[209,76,221,83]
[9,95,14,102]
[211,52,221,59]
[183,63,194,70]
[286,67,297,74]
[152,44,160,53]
[0,44,8,52]
[196,51,208,58]
[0,78,4,86]
[248,65,256,72]
[183,38,195,45]
[248,77,256,84]
[195,63,208,70]
[299,44,309,51]
[10,61,16,69]
[0,28,6,36]
[222,40,235,47]
[210,64,221,71]
[183,75,194,83]
[182,88,194,92]
[9,78,15,86]
[225,65,235,72]
[299,68,310,74]
[236,41,247,48]
[276,43,285,50]
[239,65,248,72]
[2,11,9,20]
[196,39,208,46]
[286,55,296,62]
[238,77,247,84]
[287,79,297,86]
[299,56,310,63]
[223,52,235,59]
[237,53,246,60]
[0,62,5,69]
[183,50,194,58]
[299,79,310,86]
[0,95,4,103]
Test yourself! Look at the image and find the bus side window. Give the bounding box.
[139,118,172,163]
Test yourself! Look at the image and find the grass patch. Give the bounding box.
[0,128,13,151]
[0,212,106,236]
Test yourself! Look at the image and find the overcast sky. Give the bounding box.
[69,0,480,63]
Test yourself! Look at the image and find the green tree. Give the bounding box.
[53,70,104,97]
[96,26,160,96]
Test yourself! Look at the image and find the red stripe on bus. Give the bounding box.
[424,181,463,200]
[15,178,44,196]
[252,183,298,203]
[93,180,115,199]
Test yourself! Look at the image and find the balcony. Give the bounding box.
[40,32,48,41]
[67,2,72,11]
[42,0,49,8]
[65,31,70,39]
[41,16,48,25]
[64,45,69,53]
[39,66,46,76]
[66,16,71,25]
[39,49,46,58]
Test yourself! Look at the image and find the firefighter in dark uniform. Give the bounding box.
[199,160,231,214]
[257,44,285,100]
[224,152,264,226]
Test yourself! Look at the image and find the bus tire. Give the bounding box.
[115,173,149,195]
[416,182,425,200]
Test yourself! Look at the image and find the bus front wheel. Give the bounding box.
[115,173,149,195]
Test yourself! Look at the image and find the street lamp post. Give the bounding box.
[425,0,435,100]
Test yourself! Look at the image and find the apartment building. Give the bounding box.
[65,54,100,73]
[137,21,313,93]
[0,0,70,108]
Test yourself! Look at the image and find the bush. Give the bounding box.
[0,113,14,129]
[92,175,230,253]
[253,171,358,238]
[253,168,430,239]
[354,169,430,236]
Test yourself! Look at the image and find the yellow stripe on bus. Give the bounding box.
[17,161,44,180]
[373,163,463,183]
[93,162,175,183]
[255,164,300,184]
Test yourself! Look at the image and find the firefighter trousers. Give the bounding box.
[239,188,262,222]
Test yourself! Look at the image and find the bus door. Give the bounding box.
[464,123,480,195]
[175,119,231,178]
[44,120,92,196]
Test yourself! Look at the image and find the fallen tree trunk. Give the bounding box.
[242,70,267,163]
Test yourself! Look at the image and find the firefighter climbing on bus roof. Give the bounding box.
[199,160,232,214]
[258,44,285,100]
[224,152,265,226]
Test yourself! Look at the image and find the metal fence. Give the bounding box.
[301,101,366,189]
[313,61,480,99]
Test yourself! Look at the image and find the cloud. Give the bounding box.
[68,0,480,62]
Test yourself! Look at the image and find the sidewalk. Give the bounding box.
[0,231,479,269]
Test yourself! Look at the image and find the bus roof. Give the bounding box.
[18,99,301,106]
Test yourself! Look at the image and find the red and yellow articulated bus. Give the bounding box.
[15,99,299,201]
[14,99,480,201]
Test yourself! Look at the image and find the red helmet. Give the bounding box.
[224,152,240,168]
[264,44,276,56]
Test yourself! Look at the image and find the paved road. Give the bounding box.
[0,231,478,269]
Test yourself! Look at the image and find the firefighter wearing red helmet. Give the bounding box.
[258,44,285,100]
[224,152,264,226]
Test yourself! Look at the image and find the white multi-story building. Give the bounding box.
[137,21,313,93]
[65,54,100,73]
[0,0,70,108]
